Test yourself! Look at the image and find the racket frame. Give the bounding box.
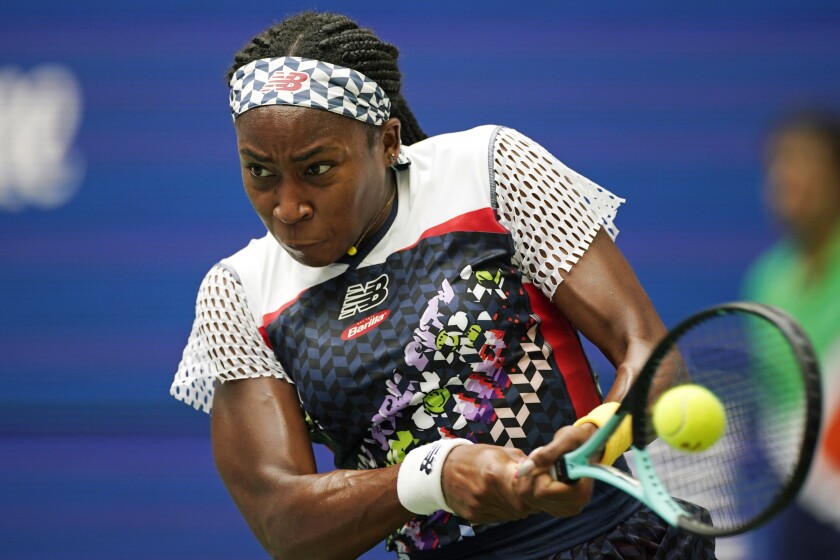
[553,302,822,537]
[556,413,691,529]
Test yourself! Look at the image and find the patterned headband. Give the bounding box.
[229,57,391,125]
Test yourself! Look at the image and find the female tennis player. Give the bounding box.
[170,11,715,560]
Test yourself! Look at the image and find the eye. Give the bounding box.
[306,163,333,176]
[247,164,274,178]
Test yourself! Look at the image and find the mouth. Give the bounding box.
[276,236,336,267]
[282,239,323,251]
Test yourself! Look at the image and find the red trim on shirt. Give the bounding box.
[522,282,601,419]
[261,207,508,333]
[256,325,269,348]
[399,207,508,251]
[262,287,309,333]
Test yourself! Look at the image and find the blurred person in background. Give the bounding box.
[742,109,840,558]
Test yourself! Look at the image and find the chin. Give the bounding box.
[293,255,335,268]
[282,246,339,268]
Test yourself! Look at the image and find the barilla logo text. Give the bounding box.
[341,310,390,341]
[261,71,309,92]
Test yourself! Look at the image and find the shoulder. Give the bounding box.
[215,232,347,327]
[219,232,291,287]
[402,125,560,168]
[742,239,794,298]
[214,233,284,326]
[394,126,503,203]
[403,125,502,163]
[221,233,278,269]
[416,125,502,148]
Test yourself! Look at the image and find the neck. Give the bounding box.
[348,176,396,256]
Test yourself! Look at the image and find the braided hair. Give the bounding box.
[227,12,427,146]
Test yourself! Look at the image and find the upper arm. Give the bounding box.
[173,269,413,558]
[492,128,665,397]
[551,228,665,371]
[171,264,316,544]
[211,376,317,514]
[492,126,625,299]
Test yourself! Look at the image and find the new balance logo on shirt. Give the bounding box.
[339,274,390,320]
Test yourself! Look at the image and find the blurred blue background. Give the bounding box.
[1,1,838,558]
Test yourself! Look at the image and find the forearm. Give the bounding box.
[212,376,414,560]
[235,464,412,560]
[601,332,662,403]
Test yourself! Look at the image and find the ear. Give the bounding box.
[379,117,402,165]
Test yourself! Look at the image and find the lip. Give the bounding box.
[283,240,322,251]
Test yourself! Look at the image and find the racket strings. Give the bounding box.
[641,312,808,534]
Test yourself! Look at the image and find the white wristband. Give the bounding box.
[396,438,473,515]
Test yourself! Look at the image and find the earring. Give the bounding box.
[389,152,396,165]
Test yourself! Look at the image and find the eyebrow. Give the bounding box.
[290,145,338,162]
[238,145,340,164]
[239,148,272,163]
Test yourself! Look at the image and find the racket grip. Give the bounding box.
[552,455,577,484]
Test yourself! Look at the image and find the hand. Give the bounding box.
[511,423,598,518]
[440,444,539,524]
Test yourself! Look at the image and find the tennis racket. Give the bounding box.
[551,302,822,537]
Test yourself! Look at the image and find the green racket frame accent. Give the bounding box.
[556,413,692,528]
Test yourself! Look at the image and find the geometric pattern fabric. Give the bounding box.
[229,56,391,125]
[266,230,584,553]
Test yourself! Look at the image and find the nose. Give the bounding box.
[272,186,313,225]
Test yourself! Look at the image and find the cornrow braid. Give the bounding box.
[227,12,427,146]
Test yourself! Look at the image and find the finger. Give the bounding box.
[530,471,594,517]
[512,457,536,492]
[456,480,536,524]
[514,450,539,479]
[513,461,590,517]
[526,424,597,474]
[492,459,539,520]
[445,445,536,522]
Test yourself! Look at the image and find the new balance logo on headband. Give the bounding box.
[261,71,309,93]
[229,57,391,125]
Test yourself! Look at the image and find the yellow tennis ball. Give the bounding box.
[652,384,726,452]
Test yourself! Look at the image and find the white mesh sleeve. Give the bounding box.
[170,264,291,413]
[492,127,625,299]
